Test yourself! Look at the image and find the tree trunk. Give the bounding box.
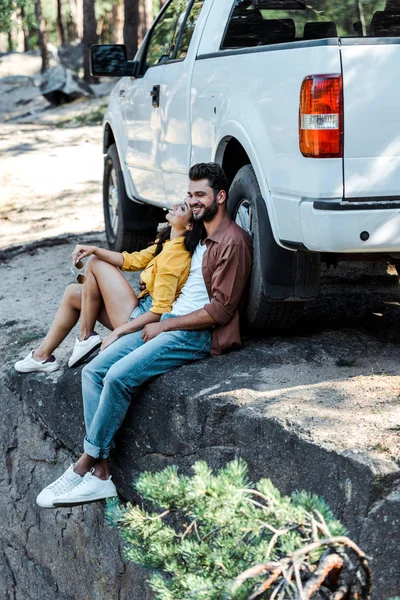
[19,5,30,52]
[124,0,139,59]
[34,0,50,73]
[355,0,367,36]
[56,0,66,46]
[70,0,83,39]
[111,0,124,43]
[83,0,98,82]
[7,31,13,52]
[138,0,153,45]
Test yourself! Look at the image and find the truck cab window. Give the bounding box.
[176,0,205,59]
[145,0,194,68]
[221,0,389,50]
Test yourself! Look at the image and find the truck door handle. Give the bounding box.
[150,85,160,108]
[119,89,125,98]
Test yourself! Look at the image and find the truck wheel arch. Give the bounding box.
[218,137,251,185]
[103,122,116,155]
[215,133,280,240]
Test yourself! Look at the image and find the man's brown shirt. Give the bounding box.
[202,215,252,355]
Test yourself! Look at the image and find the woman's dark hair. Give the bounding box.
[153,219,205,257]
[189,162,230,201]
[183,219,205,254]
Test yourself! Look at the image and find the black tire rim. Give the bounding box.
[107,166,119,241]
[235,198,253,238]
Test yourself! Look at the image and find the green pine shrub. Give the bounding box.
[106,459,371,599]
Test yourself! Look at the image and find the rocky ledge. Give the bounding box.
[2,328,400,599]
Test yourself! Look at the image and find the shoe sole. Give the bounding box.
[68,341,101,368]
[36,500,58,508]
[53,492,117,506]
[15,363,59,373]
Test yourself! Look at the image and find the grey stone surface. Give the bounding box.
[0,376,152,600]
[2,336,400,599]
[40,66,93,106]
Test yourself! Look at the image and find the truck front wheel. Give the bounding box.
[103,144,158,252]
[228,165,306,333]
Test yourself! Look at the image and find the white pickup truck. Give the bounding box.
[91,0,400,331]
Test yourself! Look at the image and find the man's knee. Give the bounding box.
[103,365,134,396]
[82,360,100,384]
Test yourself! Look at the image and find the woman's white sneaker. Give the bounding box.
[68,334,102,368]
[15,351,59,373]
[54,471,117,506]
[36,465,82,508]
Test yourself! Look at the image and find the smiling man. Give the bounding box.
[36,163,253,508]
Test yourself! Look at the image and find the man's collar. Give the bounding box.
[205,214,232,243]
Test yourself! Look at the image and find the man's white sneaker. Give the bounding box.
[15,351,59,373]
[68,334,101,368]
[36,465,82,508]
[53,471,117,506]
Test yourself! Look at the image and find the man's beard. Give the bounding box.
[194,196,218,223]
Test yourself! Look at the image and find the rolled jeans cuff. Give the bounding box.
[84,436,111,459]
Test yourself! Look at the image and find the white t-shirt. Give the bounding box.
[171,242,209,315]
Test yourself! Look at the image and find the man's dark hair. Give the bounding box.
[189,163,229,201]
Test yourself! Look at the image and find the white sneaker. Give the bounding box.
[54,471,118,506]
[36,465,82,508]
[68,334,101,368]
[15,351,59,373]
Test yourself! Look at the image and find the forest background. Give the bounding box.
[0,0,165,83]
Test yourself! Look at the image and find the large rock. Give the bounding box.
[3,332,400,599]
[40,66,93,106]
[0,375,152,600]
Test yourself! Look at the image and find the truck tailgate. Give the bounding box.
[341,42,400,199]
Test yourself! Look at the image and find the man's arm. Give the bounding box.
[102,310,161,349]
[141,309,216,342]
[142,239,252,343]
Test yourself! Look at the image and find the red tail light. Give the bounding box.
[299,74,343,158]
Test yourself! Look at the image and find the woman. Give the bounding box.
[15,202,204,372]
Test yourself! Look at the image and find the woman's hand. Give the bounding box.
[72,244,98,265]
[100,329,122,351]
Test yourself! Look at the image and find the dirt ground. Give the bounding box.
[0,52,399,471]
[0,51,112,248]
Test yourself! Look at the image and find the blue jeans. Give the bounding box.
[81,315,212,458]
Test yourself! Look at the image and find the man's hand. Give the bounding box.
[138,279,147,292]
[100,330,121,351]
[142,321,166,342]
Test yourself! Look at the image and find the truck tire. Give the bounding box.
[103,144,158,252]
[228,164,305,333]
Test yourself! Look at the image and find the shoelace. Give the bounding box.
[22,352,43,364]
[59,469,96,497]
[48,468,78,494]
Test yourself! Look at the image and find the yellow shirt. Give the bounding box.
[121,236,191,315]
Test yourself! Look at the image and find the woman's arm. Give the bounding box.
[100,309,161,351]
[72,244,123,268]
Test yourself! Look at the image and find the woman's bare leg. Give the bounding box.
[33,284,82,360]
[79,256,138,341]
[32,257,139,361]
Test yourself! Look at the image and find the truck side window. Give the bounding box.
[175,0,205,59]
[221,0,388,49]
[145,0,192,68]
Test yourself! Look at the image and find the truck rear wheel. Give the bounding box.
[228,165,305,333]
[103,144,158,252]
